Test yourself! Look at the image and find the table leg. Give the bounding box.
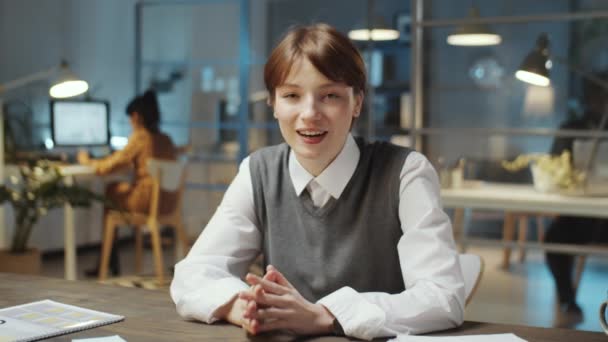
[501,212,516,270]
[453,208,465,252]
[518,215,528,263]
[64,176,77,281]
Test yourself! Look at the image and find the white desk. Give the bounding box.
[59,165,96,280]
[441,181,608,259]
[442,181,608,218]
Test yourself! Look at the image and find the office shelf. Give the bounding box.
[353,35,412,143]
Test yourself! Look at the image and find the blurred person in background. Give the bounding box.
[78,90,177,277]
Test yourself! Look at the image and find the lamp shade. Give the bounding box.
[447,7,501,46]
[49,61,89,98]
[515,33,551,87]
[348,16,399,41]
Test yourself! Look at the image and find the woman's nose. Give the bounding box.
[300,97,321,120]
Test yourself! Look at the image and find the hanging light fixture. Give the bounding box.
[348,15,399,41]
[348,0,399,41]
[515,33,551,87]
[447,6,502,46]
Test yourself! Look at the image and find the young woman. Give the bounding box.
[171,23,464,340]
[78,90,177,276]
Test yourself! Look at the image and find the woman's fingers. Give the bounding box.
[239,288,292,308]
[251,306,291,320]
[255,318,289,333]
[242,298,257,319]
[246,273,290,295]
[265,265,295,288]
[241,317,261,335]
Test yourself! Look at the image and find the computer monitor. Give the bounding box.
[50,100,110,147]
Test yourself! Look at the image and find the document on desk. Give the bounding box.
[0,299,124,342]
[389,333,527,342]
[73,336,127,342]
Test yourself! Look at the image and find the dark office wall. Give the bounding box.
[268,0,364,44]
[573,0,608,71]
[0,0,72,148]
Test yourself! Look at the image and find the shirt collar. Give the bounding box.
[289,134,360,199]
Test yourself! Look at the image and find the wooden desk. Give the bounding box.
[1,273,605,341]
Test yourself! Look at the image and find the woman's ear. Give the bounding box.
[353,93,364,117]
[267,97,277,118]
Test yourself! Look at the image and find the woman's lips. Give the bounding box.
[297,130,327,144]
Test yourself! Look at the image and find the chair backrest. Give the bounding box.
[147,159,187,192]
[146,158,187,219]
[458,253,484,306]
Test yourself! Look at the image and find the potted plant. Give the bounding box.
[502,151,587,193]
[0,159,109,274]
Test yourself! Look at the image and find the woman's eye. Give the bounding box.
[325,93,340,99]
[282,93,299,99]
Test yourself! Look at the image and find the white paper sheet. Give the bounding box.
[388,333,528,342]
[73,335,127,342]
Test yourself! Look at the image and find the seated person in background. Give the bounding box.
[78,90,177,276]
[170,23,464,340]
[545,70,608,326]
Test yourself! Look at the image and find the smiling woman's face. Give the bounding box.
[273,58,363,176]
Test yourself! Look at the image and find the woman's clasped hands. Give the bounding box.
[234,265,336,336]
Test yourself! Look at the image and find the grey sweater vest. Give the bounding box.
[250,137,411,302]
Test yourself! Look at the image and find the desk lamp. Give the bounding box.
[516,33,608,183]
[0,60,89,248]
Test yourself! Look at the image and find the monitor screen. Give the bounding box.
[51,100,110,146]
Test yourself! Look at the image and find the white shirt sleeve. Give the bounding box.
[170,157,261,323]
[318,151,465,340]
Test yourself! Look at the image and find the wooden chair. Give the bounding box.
[459,253,484,306]
[98,159,190,285]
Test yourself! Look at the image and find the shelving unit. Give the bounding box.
[353,38,412,143]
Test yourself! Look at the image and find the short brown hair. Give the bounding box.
[264,23,367,103]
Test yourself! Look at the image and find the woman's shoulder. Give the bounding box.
[130,128,150,140]
[156,131,175,143]
[138,129,174,145]
[249,143,290,167]
[251,143,289,157]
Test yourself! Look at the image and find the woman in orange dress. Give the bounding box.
[78,90,177,276]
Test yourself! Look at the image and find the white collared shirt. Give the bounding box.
[289,134,360,207]
[171,134,465,340]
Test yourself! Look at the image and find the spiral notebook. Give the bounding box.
[0,299,124,342]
